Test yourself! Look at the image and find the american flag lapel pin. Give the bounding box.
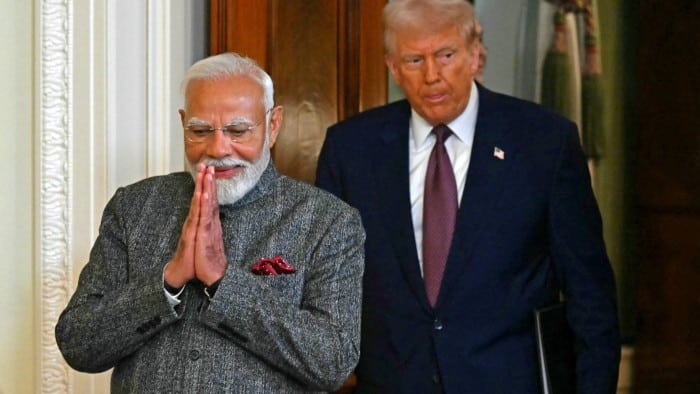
[493,146,505,160]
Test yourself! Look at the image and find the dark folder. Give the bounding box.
[534,302,576,394]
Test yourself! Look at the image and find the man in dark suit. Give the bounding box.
[316,0,620,393]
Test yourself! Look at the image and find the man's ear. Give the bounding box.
[385,55,400,83]
[267,105,284,148]
[468,43,480,73]
[179,109,186,126]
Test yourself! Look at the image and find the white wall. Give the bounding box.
[477,0,583,128]
[108,0,208,193]
[476,0,558,100]
[0,1,35,393]
[476,0,528,96]
[1,0,206,392]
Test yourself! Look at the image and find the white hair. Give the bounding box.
[181,52,274,112]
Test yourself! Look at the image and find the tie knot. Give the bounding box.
[432,124,452,144]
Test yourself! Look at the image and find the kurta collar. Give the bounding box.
[220,159,279,210]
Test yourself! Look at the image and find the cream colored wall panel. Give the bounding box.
[1,1,35,393]
[33,0,206,392]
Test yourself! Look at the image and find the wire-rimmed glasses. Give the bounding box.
[184,120,264,144]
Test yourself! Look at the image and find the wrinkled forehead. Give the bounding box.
[183,76,265,112]
[185,75,261,97]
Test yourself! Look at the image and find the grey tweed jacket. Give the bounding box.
[55,162,365,393]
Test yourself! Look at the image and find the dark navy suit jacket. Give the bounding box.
[316,84,620,394]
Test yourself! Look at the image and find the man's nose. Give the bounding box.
[424,58,441,84]
[205,129,234,159]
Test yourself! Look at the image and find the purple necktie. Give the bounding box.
[423,124,458,307]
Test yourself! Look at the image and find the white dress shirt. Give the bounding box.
[410,81,479,275]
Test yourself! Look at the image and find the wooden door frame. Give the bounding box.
[209,0,387,120]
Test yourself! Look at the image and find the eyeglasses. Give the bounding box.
[184,120,264,144]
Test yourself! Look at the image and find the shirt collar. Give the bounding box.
[410,80,480,148]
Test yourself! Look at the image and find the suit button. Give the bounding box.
[433,319,443,331]
[432,374,441,384]
[189,349,201,360]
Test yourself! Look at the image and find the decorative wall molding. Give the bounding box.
[37,0,73,392]
[147,0,175,177]
[35,1,204,392]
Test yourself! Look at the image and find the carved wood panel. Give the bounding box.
[210,0,387,184]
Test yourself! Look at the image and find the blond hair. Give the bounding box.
[383,0,478,56]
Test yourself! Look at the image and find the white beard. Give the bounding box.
[188,133,271,205]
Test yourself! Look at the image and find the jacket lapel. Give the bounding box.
[437,86,515,307]
[371,102,433,311]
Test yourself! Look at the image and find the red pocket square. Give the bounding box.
[251,255,297,276]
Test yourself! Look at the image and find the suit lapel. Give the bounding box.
[438,86,515,306]
[371,103,433,311]
[370,90,519,310]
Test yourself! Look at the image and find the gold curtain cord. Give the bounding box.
[541,0,603,160]
[580,1,604,160]
[544,0,591,14]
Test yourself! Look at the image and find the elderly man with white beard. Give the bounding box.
[55,52,366,393]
